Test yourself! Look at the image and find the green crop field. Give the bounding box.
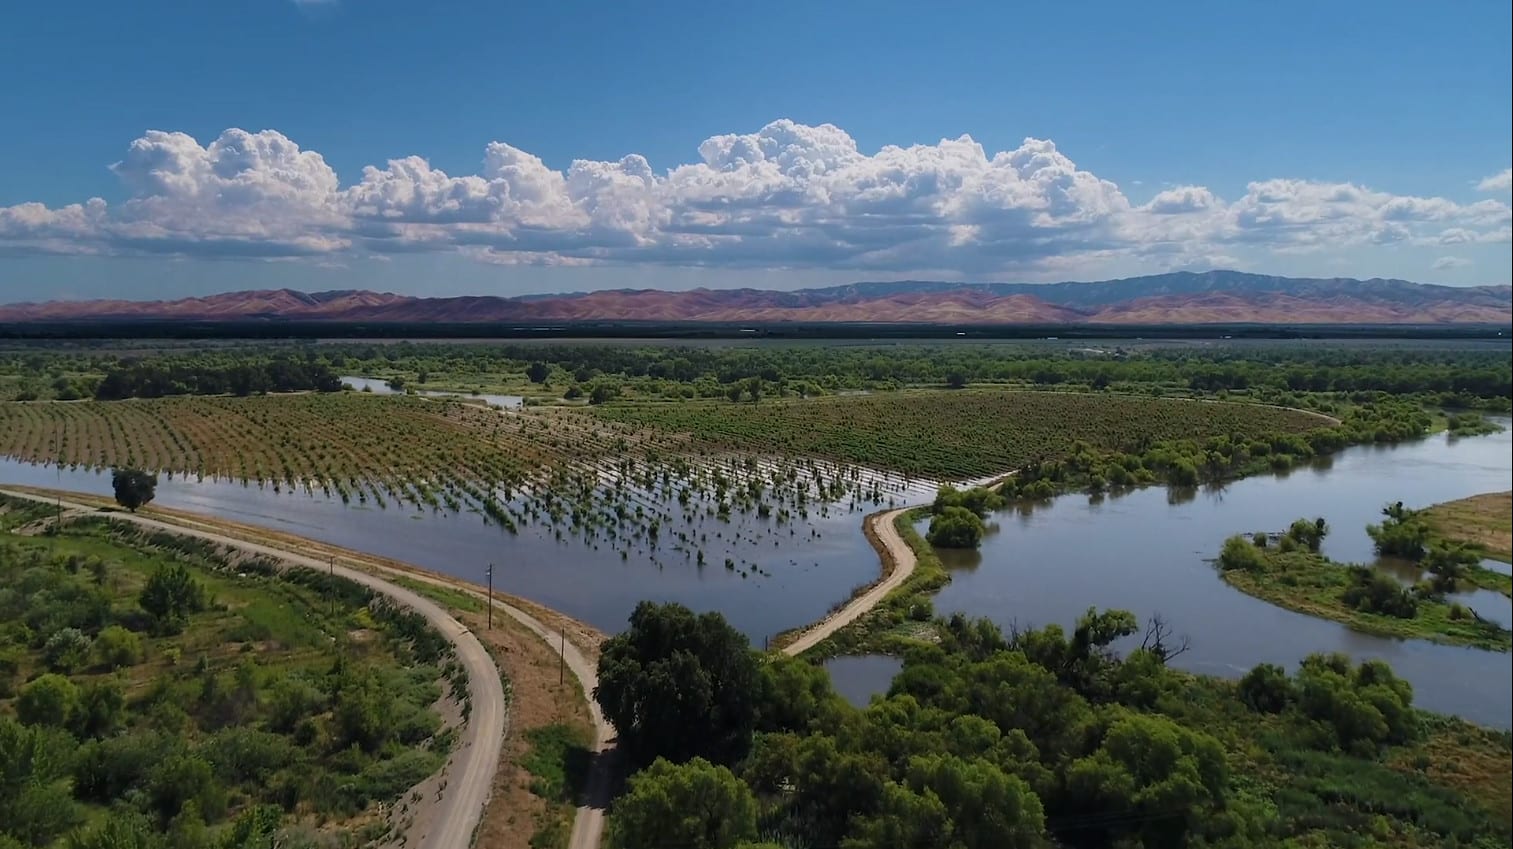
[589,390,1331,478]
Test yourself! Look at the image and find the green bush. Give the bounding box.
[1239,663,1293,713]
[927,507,985,549]
[148,754,226,822]
[1218,535,1264,571]
[16,674,79,728]
[42,628,92,673]
[94,625,144,670]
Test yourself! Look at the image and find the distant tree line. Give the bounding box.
[315,341,1509,395]
[4,341,1509,406]
[94,357,344,400]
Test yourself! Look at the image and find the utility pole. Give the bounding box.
[486,563,494,629]
[53,435,62,535]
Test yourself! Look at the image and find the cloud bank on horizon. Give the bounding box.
[1,120,1509,279]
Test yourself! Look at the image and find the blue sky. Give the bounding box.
[1,0,1508,301]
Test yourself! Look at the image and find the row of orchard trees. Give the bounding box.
[588,600,1447,849]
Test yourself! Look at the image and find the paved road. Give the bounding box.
[782,507,915,656]
[0,489,505,849]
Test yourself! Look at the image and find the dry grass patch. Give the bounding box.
[1422,491,1513,562]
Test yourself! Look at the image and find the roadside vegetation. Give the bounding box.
[592,600,1512,849]
[0,497,457,847]
[1215,510,1511,650]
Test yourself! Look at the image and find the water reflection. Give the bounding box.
[823,654,903,708]
[340,376,525,410]
[0,453,938,645]
[931,422,1513,727]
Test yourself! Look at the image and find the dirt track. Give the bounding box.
[780,507,915,656]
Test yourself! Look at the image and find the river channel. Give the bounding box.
[920,421,1513,726]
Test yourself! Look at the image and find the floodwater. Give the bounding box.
[824,654,904,708]
[340,376,524,410]
[915,420,1513,727]
[0,451,936,644]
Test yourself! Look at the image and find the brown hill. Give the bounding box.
[1,272,1508,325]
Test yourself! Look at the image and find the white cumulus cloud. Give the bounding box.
[1432,256,1472,270]
[1,120,1509,275]
[1478,168,1512,192]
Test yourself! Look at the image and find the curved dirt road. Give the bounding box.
[377,567,616,849]
[782,507,915,656]
[0,489,505,849]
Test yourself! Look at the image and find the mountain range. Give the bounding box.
[2,271,1509,325]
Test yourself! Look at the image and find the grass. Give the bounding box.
[1218,542,1511,651]
[591,389,1329,479]
[1386,714,1513,828]
[389,574,488,613]
[517,723,593,849]
[1421,491,1513,563]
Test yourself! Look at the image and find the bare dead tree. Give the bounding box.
[1140,613,1191,664]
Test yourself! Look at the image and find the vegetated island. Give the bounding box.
[1215,508,1511,651]
[0,495,461,847]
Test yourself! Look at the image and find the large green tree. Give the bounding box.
[111,469,158,513]
[1061,713,1228,849]
[608,757,757,849]
[595,602,758,765]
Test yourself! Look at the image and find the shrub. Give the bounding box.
[73,732,181,802]
[42,627,93,673]
[927,506,986,549]
[1286,517,1328,552]
[16,674,79,728]
[202,727,302,784]
[149,754,227,822]
[1341,568,1418,619]
[1239,663,1293,713]
[1218,535,1264,571]
[94,625,143,670]
[138,563,206,635]
[71,681,126,739]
